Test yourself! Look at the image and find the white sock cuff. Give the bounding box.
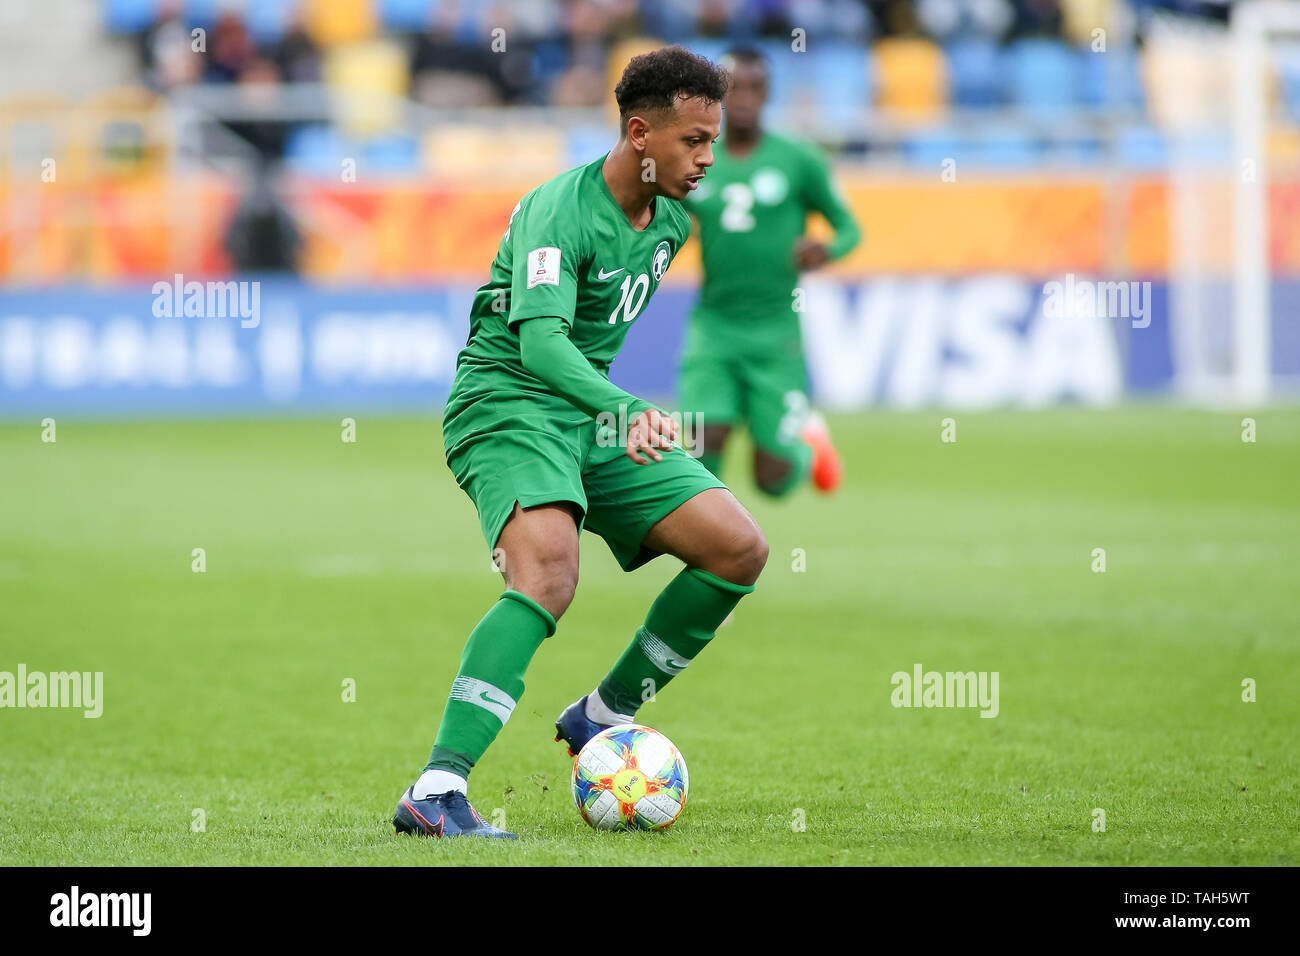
[412,769,468,799]
[585,689,634,726]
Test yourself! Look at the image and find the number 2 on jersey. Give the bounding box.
[720,183,756,232]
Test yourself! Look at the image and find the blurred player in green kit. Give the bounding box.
[681,46,862,496]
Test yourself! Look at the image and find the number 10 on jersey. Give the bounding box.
[608,273,650,324]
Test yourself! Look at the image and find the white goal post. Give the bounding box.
[1232,0,1300,405]
[1160,2,1299,406]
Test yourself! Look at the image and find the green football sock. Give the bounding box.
[597,567,755,717]
[425,590,556,778]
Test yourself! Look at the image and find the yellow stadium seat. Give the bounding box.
[302,0,377,48]
[1061,0,1114,48]
[874,38,948,120]
[324,39,410,135]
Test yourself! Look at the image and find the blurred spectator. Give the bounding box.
[205,13,257,84]
[136,0,201,92]
[274,12,323,84]
[749,0,792,38]
[788,0,871,40]
[696,0,738,37]
[1009,0,1065,39]
[479,1,547,104]
[411,2,507,106]
[917,0,1015,43]
[551,0,620,106]
[502,0,570,42]
[867,0,929,38]
[1131,0,1230,25]
[637,0,704,39]
[113,0,1239,147]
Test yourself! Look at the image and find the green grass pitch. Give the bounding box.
[1,409,1297,866]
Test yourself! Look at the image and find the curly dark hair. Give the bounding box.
[614,46,729,130]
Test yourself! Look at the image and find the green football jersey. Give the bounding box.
[684,131,860,354]
[444,155,691,458]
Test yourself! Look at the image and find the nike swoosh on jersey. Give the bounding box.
[597,267,625,280]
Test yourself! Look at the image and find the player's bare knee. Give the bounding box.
[504,548,579,620]
[744,525,770,582]
[510,573,577,622]
[712,521,768,587]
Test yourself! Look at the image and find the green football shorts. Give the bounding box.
[446,419,727,572]
[678,343,813,458]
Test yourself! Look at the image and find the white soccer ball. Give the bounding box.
[571,724,689,831]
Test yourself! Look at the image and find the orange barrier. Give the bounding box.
[3,171,1299,282]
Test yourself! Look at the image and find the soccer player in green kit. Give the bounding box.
[392,47,770,839]
[681,46,861,496]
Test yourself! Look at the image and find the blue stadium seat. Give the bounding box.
[1080,49,1144,110]
[638,1,698,43]
[182,0,224,28]
[945,38,1003,108]
[379,0,440,32]
[285,124,347,175]
[362,133,421,173]
[1278,44,1300,119]
[757,39,798,112]
[811,42,872,128]
[105,0,160,33]
[451,3,486,45]
[246,0,297,44]
[1115,124,1166,168]
[682,38,730,70]
[975,127,1043,168]
[902,125,966,169]
[1051,136,1104,165]
[1007,39,1080,118]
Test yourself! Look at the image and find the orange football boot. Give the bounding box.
[800,410,842,493]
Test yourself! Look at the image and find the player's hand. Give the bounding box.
[626,408,678,465]
[793,237,831,271]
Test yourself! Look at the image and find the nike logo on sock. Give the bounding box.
[480,690,510,708]
[450,677,517,724]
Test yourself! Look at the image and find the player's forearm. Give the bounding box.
[517,315,653,422]
[825,213,861,261]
